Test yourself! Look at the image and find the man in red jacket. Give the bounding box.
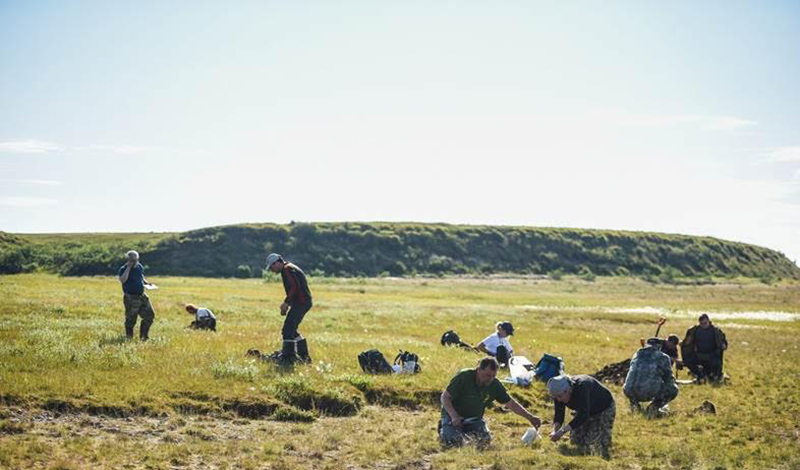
[266,253,313,365]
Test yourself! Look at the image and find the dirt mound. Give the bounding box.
[693,400,717,415]
[592,358,631,385]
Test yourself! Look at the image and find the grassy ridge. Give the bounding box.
[2,222,799,279]
[0,274,799,469]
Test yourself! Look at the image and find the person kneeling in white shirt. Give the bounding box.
[475,321,514,366]
[185,304,217,332]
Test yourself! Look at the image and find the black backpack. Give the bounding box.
[441,330,472,349]
[394,350,422,373]
[358,349,393,374]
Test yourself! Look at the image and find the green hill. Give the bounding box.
[2,223,799,280]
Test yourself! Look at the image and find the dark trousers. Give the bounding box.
[439,414,491,448]
[686,350,723,380]
[190,317,216,331]
[495,346,511,366]
[282,301,312,340]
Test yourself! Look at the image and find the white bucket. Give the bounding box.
[403,360,416,374]
[521,426,539,445]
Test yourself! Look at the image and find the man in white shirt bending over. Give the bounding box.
[185,304,217,331]
[475,321,514,366]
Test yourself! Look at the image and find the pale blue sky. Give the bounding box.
[1,1,799,264]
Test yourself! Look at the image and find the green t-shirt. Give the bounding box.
[444,368,511,419]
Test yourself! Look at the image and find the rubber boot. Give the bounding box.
[140,321,151,341]
[629,399,641,414]
[125,326,134,340]
[646,401,666,418]
[296,337,311,364]
[277,339,297,367]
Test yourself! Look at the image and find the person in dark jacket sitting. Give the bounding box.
[547,374,616,458]
[681,314,728,382]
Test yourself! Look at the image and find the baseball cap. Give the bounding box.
[499,321,514,335]
[266,253,282,268]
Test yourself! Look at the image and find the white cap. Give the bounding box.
[266,253,282,268]
[547,375,571,395]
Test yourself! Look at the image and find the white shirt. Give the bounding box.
[481,332,513,355]
[196,308,216,321]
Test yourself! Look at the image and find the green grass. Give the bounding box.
[0,274,799,469]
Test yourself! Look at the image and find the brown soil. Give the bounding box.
[591,358,631,385]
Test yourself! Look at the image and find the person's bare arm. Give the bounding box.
[441,390,462,428]
[119,264,132,283]
[550,423,572,441]
[474,342,489,354]
[504,398,541,428]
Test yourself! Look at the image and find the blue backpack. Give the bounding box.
[533,353,565,382]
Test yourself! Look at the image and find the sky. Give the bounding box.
[1,1,799,264]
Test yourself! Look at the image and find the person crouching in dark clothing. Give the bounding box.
[661,335,683,372]
[644,317,682,371]
[547,374,616,459]
[185,304,217,331]
[681,314,727,382]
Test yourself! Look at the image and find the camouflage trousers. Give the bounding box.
[439,413,492,449]
[625,381,679,409]
[123,293,155,339]
[570,402,615,456]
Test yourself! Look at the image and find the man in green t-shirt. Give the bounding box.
[440,357,541,448]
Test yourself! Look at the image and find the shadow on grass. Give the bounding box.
[557,443,612,460]
[97,335,131,347]
[273,378,362,416]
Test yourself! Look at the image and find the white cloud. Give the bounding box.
[766,146,800,163]
[0,197,58,207]
[698,116,758,131]
[18,179,64,186]
[0,140,61,153]
[621,114,757,131]
[0,140,167,156]
[75,144,156,154]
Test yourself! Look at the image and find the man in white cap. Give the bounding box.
[265,253,313,365]
[547,374,616,458]
[117,250,156,340]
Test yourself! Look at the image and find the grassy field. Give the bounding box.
[1,273,799,470]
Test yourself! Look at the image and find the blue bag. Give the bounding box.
[533,353,565,382]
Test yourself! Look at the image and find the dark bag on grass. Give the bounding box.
[394,350,422,374]
[440,330,472,349]
[358,349,393,374]
[441,330,462,346]
[533,353,564,382]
